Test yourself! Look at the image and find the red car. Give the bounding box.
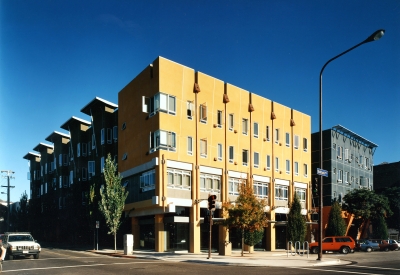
[309,236,356,254]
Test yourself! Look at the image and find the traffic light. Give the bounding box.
[208,195,217,211]
[313,179,318,195]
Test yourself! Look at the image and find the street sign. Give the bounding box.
[317,168,328,177]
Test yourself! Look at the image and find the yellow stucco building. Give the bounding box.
[119,57,311,253]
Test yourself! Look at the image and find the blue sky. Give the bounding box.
[1,0,399,202]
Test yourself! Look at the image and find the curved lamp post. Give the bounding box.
[317,29,384,261]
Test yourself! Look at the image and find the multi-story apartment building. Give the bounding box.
[23,97,119,245]
[311,125,377,238]
[119,57,312,253]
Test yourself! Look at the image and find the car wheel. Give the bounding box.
[34,253,39,259]
[366,247,372,252]
[311,247,319,254]
[384,247,389,252]
[340,246,349,254]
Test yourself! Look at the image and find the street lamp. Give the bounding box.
[317,29,384,261]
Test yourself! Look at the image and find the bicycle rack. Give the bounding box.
[287,241,309,258]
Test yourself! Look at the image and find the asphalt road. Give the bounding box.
[1,248,400,274]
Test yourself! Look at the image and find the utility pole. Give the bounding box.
[1,170,15,232]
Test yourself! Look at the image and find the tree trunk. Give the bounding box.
[114,232,117,252]
[241,229,244,257]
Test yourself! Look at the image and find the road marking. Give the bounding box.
[354,265,400,271]
[287,266,382,275]
[1,262,154,273]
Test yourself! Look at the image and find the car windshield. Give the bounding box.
[8,235,34,242]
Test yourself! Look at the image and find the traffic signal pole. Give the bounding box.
[207,195,216,259]
[207,210,213,259]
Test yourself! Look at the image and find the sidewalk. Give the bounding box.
[89,249,352,267]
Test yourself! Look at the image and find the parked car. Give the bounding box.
[370,239,398,251]
[387,239,399,251]
[356,239,380,252]
[309,236,355,254]
[2,232,41,260]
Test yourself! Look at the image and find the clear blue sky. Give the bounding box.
[1,0,399,203]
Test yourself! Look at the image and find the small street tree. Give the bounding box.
[286,194,306,245]
[372,215,389,239]
[98,154,129,252]
[380,187,400,233]
[223,182,268,256]
[11,191,29,232]
[326,201,347,237]
[342,188,392,238]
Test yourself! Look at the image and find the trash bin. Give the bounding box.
[124,234,134,255]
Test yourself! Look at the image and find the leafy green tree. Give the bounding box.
[380,187,400,232]
[11,191,29,232]
[372,215,388,239]
[223,182,268,256]
[326,201,347,236]
[342,188,392,238]
[98,154,129,252]
[243,228,264,246]
[287,194,306,244]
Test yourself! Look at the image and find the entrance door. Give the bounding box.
[275,226,287,249]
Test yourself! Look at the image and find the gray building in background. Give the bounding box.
[373,161,400,191]
[311,125,377,207]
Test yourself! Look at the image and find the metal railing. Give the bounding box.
[287,241,309,258]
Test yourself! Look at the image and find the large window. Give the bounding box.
[200,173,221,193]
[242,149,248,166]
[200,139,207,157]
[294,161,299,176]
[275,185,288,201]
[217,110,223,127]
[200,103,207,122]
[229,114,234,130]
[242,118,248,135]
[88,161,95,179]
[187,101,194,118]
[303,138,308,152]
[285,132,290,147]
[286,160,290,174]
[150,130,176,152]
[187,136,193,155]
[254,181,268,199]
[338,169,343,182]
[303,163,308,177]
[229,178,245,195]
[147,93,176,116]
[266,155,271,170]
[229,146,234,163]
[294,135,299,149]
[254,122,259,138]
[295,188,306,203]
[254,152,259,168]
[337,146,343,159]
[140,169,156,191]
[167,169,191,190]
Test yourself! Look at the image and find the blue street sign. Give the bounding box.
[317,168,328,177]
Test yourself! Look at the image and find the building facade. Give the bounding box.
[311,125,377,238]
[23,97,120,245]
[119,57,312,253]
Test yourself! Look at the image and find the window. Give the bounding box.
[200,103,207,122]
[149,93,176,116]
[345,149,349,161]
[285,133,290,147]
[200,139,207,157]
[107,128,112,144]
[304,163,308,177]
[187,101,194,118]
[59,154,62,167]
[253,182,268,199]
[187,136,193,155]
[142,96,150,112]
[337,146,343,159]
[82,143,87,157]
[275,128,279,143]
[275,157,279,171]
[63,154,68,165]
[266,155,271,170]
[82,167,87,181]
[229,114,234,130]
[217,143,222,161]
[254,152,259,168]
[140,169,156,191]
[92,134,96,149]
[303,138,308,152]
[77,143,81,157]
[359,155,363,166]
[101,157,105,173]
[338,169,343,182]
[266,126,270,141]
[200,173,221,192]
[229,146,234,163]
[294,161,299,175]
[242,118,248,135]
[294,135,299,149]
[275,185,288,201]
[113,126,118,142]
[365,157,369,169]
[254,122,259,138]
[88,161,95,179]
[229,178,244,195]
[286,160,290,174]
[150,130,176,152]
[217,110,223,127]
[70,170,73,185]
[344,171,349,184]
[101,128,105,145]
[167,169,191,190]
[242,149,248,166]
[295,188,306,202]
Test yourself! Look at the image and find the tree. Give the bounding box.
[372,215,388,239]
[223,182,268,256]
[11,191,29,232]
[98,154,129,252]
[342,188,392,238]
[325,201,347,237]
[380,187,400,232]
[286,194,306,245]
